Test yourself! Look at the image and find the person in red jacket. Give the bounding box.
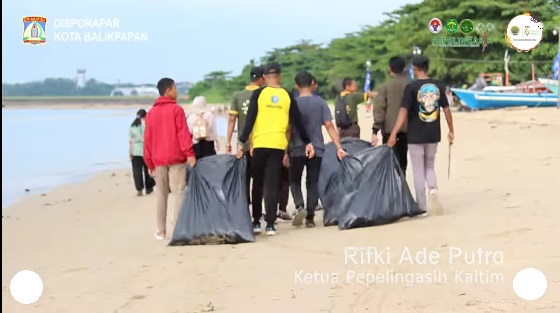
[144,78,196,240]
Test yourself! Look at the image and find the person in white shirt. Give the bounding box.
[187,96,218,159]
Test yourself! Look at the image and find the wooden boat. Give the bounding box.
[450,88,558,110]
[538,78,559,96]
[482,80,550,93]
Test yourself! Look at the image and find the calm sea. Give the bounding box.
[1,108,227,208]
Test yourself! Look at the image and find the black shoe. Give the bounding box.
[265,225,276,236]
[146,188,153,195]
[305,219,316,228]
[136,190,143,196]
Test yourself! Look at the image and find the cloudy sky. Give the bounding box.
[2,0,420,84]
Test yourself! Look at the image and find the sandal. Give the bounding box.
[154,231,165,240]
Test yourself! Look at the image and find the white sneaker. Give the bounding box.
[429,189,443,215]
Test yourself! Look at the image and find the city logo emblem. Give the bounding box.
[271,95,279,103]
[446,19,458,33]
[23,16,47,45]
[459,19,474,34]
[475,23,495,52]
[505,11,544,52]
[429,18,443,34]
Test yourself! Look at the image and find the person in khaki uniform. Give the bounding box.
[144,78,196,241]
[336,78,377,138]
[372,56,409,173]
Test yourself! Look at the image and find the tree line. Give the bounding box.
[189,0,560,102]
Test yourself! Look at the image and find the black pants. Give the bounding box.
[251,148,284,226]
[250,154,290,218]
[131,156,155,192]
[193,140,216,159]
[289,156,322,219]
[382,132,408,174]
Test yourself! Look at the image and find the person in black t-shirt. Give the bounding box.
[387,56,455,214]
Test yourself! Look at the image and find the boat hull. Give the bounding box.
[450,88,558,110]
[538,78,559,96]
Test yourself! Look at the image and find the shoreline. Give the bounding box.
[3,107,560,312]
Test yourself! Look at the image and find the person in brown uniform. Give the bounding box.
[335,78,376,138]
[372,56,409,173]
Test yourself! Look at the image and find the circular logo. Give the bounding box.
[506,13,544,52]
[512,268,548,300]
[459,19,474,34]
[10,270,44,304]
[446,19,458,33]
[429,18,442,34]
[271,95,279,103]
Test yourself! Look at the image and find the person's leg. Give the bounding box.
[168,163,187,234]
[142,158,155,194]
[277,165,291,220]
[250,149,266,231]
[289,157,305,207]
[245,153,252,205]
[424,143,442,213]
[154,166,170,239]
[394,133,409,174]
[263,149,283,234]
[131,156,144,195]
[408,144,428,210]
[304,157,322,227]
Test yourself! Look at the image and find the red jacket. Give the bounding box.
[144,96,195,170]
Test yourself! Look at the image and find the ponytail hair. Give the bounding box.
[131,109,147,127]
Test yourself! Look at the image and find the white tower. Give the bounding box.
[76,69,87,89]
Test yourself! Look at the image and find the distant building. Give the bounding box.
[76,69,87,89]
[110,81,193,97]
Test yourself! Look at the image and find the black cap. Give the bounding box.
[412,55,429,69]
[264,62,282,75]
[250,66,264,78]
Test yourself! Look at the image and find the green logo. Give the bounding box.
[460,19,474,34]
[446,19,458,33]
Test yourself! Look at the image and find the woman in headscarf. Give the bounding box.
[129,109,155,196]
[187,96,218,159]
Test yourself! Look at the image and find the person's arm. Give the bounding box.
[372,85,387,134]
[175,106,196,158]
[439,86,454,135]
[143,117,155,170]
[227,95,239,146]
[389,84,413,138]
[240,88,262,143]
[321,100,342,149]
[288,94,310,144]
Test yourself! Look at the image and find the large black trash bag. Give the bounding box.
[319,138,372,226]
[169,155,255,246]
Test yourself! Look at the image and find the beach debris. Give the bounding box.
[25,188,30,192]
[111,173,117,177]
[200,302,214,312]
[41,193,47,197]
[131,295,145,300]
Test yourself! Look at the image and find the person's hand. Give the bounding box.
[387,134,397,147]
[305,144,315,159]
[336,147,347,160]
[148,169,155,177]
[187,157,196,167]
[282,153,290,167]
[236,144,244,159]
[226,143,232,154]
[250,148,254,157]
[367,91,378,98]
[448,132,454,145]
[371,134,379,146]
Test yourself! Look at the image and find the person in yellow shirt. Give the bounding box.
[237,62,314,236]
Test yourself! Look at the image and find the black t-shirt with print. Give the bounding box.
[401,79,449,144]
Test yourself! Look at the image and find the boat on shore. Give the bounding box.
[450,88,558,110]
[538,78,559,96]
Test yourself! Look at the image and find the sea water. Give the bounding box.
[1,108,227,208]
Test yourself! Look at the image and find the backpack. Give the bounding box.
[192,113,210,141]
[334,95,352,129]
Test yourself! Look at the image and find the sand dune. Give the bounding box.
[2,107,560,312]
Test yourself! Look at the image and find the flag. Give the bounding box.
[409,64,414,80]
[364,67,371,92]
[553,50,560,80]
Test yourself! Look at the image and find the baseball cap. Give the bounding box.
[412,55,429,69]
[264,62,282,75]
[250,66,264,78]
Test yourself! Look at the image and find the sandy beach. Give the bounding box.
[2,107,560,312]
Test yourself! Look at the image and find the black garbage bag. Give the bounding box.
[169,155,255,246]
[319,138,372,226]
[319,139,424,229]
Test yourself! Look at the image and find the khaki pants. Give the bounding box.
[154,163,187,234]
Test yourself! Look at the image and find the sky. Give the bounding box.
[2,0,421,84]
